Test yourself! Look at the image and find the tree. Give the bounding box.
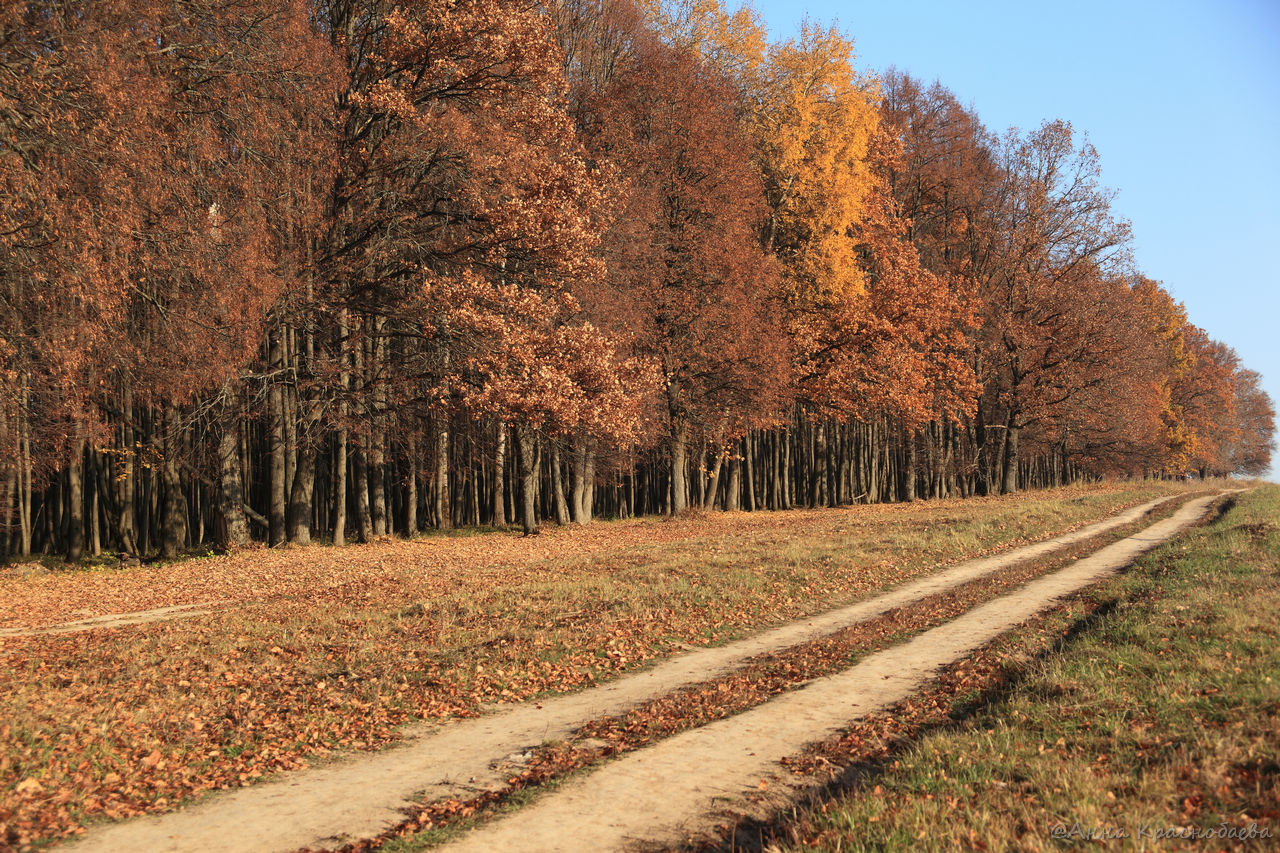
[972,121,1132,492]
[880,71,998,282]
[583,35,790,513]
[1229,369,1275,477]
[751,24,881,303]
[1171,327,1239,478]
[750,35,977,424]
[414,274,652,532]
[0,0,1270,559]
[311,0,647,534]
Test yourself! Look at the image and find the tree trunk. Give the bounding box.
[826,420,839,505]
[468,441,479,526]
[283,330,297,512]
[1,408,12,557]
[725,450,741,511]
[160,408,188,559]
[551,442,570,525]
[288,444,316,544]
[670,421,689,515]
[570,435,587,523]
[333,308,351,545]
[193,480,204,546]
[369,319,388,536]
[218,386,250,548]
[406,433,419,535]
[114,388,137,559]
[492,422,507,526]
[517,426,538,535]
[905,428,918,502]
[781,429,793,509]
[13,384,29,556]
[705,446,724,510]
[268,333,287,546]
[287,385,320,545]
[570,435,593,522]
[1001,416,1020,495]
[434,418,450,529]
[333,429,348,546]
[944,420,957,497]
[352,434,373,542]
[697,442,710,508]
[89,455,101,556]
[582,443,595,523]
[769,431,782,509]
[370,429,387,536]
[66,431,85,562]
[17,424,28,556]
[807,420,820,507]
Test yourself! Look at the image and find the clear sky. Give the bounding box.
[752,0,1280,480]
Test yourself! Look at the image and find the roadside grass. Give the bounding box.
[0,481,1197,848]
[747,484,1279,852]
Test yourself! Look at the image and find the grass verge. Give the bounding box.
[700,485,1277,852]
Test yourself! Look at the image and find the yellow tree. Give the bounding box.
[640,0,768,80]
[632,3,979,502]
[751,23,882,304]
[750,25,976,436]
[639,6,879,303]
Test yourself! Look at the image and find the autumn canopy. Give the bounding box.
[0,0,1272,559]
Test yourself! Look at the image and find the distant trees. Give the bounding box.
[881,68,1273,494]
[1230,369,1276,477]
[0,0,1271,561]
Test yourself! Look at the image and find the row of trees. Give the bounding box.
[0,0,1272,561]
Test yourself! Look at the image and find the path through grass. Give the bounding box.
[0,481,1197,849]
[735,485,1277,852]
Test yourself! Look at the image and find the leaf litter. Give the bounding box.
[0,484,1195,850]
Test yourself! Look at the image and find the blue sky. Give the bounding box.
[752,0,1280,479]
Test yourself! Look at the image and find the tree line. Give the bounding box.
[0,0,1273,561]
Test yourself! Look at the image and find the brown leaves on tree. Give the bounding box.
[1,0,1273,569]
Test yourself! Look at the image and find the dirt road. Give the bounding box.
[61,492,1223,853]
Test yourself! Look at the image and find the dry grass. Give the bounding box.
[0,480,1198,849]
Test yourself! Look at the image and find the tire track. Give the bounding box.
[60,493,1194,853]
